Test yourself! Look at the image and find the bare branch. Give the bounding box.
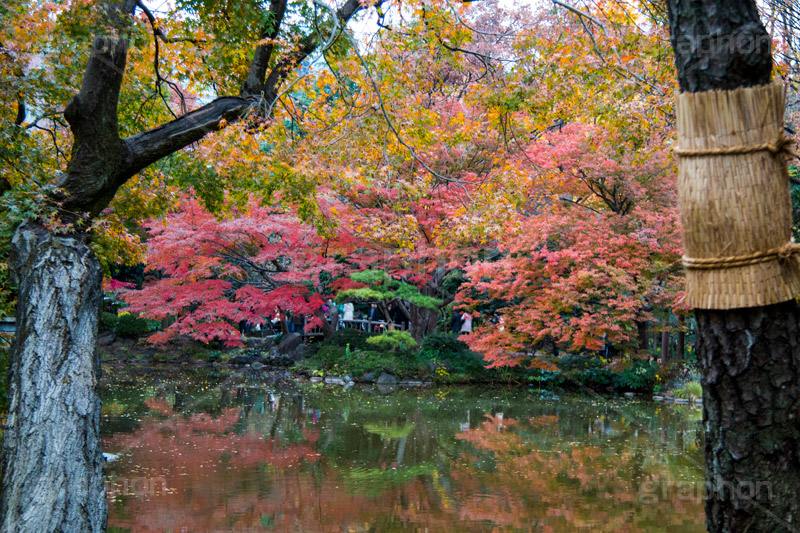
[550,0,605,28]
[135,1,205,44]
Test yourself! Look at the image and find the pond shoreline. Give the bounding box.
[99,356,701,410]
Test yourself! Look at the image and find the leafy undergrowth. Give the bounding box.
[672,381,703,399]
[296,330,496,383]
[95,320,676,395]
[551,354,660,393]
[296,329,426,379]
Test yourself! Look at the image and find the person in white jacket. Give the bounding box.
[460,312,473,334]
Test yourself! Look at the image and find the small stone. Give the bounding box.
[277,333,303,357]
[251,361,265,370]
[293,343,305,360]
[310,377,323,383]
[376,383,396,395]
[376,373,397,386]
[97,332,116,346]
[230,355,257,365]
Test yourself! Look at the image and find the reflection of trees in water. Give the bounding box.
[102,375,704,531]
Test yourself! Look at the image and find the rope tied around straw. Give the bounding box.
[676,130,800,273]
[673,131,800,159]
[683,242,800,270]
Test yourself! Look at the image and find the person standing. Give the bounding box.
[450,309,463,334]
[292,312,304,334]
[368,303,381,332]
[343,302,354,321]
[460,311,473,335]
[326,298,339,330]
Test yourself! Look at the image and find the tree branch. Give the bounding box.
[57,0,369,218]
[262,0,364,104]
[122,96,253,178]
[134,0,205,44]
[241,0,288,98]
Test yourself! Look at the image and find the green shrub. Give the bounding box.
[298,342,423,378]
[528,368,565,389]
[316,345,348,366]
[557,354,605,372]
[367,330,417,351]
[611,360,658,392]
[556,355,612,390]
[419,332,487,377]
[100,312,119,332]
[325,328,375,351]
[421,332,470,358]
[674,381,703,399]
[115,312,155,338]
[346,350,396,377]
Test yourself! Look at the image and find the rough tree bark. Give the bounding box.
[1,0,367,530]
[1,225,105,532]
[667,1,800,531]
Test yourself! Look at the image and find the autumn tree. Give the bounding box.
[0,0,376,530]
[123,195,348,345]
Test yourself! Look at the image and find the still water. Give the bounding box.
[101,369,705,532]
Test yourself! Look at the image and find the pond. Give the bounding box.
[101,368,705,532]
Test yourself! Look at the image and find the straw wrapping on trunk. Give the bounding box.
[674,131,799,159]
[683,242,800,270]
[675,80,800,309]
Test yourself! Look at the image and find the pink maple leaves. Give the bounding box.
[123,196,337,346]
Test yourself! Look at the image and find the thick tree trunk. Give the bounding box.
[1,223,106,532]
[409,306,438,342]
[661,330,670,363]
[636,320,649,354]
[696,302,800,531]
[667,1,800,530]
[1,2,371,531]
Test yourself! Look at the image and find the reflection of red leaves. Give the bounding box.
[529,415,559,428]
[456,415,525,454]
[452,412,704,531]
[105,398,703,532]
[144,397,172,416]
[105,407,395,531]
